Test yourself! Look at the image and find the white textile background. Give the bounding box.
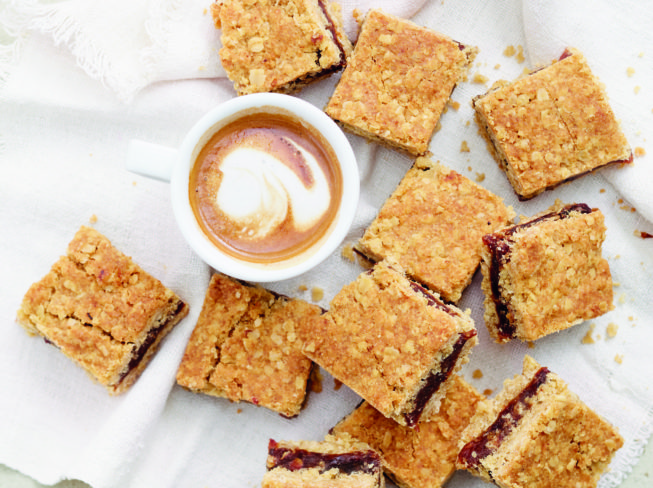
[0,0,652,487]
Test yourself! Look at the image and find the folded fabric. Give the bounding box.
[1,0,428,102]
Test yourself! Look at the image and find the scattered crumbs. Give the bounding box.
[627,67,636,77]
[203,7,207,14]
[515,45,525,63]
[483,389,493,397]
[449,100,461,111]
[522,67,531,76]
[132,181,137,186]
[639,52,645,58]
[494,63,501,70]
[88,214,98,224]
[460,140,471,152]
[614,254,621,259]
[618,293,626,305]
[503,45,516,57]
[333,378,343,391]
[527,341,535,349]
[311,286,324,302]
[475,172,485,182]
[614,354,624,365]
[581,323,596,344]
[309,368,323,393]
[237,408,243,414]
[606,322,619,339]
[341,244,356,263]
[634,230,653,239]
[198,65,206,72]
[298,284,308,292]
[628,316,634,321]
[635,146,646,157]
[465,120,471,127]
[634,86,641,94]
[613,281,620,287]
[620,204,635,212]
[618,198,624,204]
[472,73,489,84]
[472,369,483,379]
[599,188,606,193]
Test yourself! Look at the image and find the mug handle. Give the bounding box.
[126,139,178,183]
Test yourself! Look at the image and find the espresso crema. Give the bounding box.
[190,111,343,264]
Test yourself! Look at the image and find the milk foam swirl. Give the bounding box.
[215,137,331,239]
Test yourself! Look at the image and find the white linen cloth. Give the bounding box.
[0,0,651,487]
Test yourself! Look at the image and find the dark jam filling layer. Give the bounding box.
[404,329,477,427]
[267,440,381,475]
[118,300,186,385]
[483,204,592,340]
[458,366,550,469]
[409,282,454,313]
[317,0,347,67]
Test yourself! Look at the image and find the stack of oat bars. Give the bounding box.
[17,1,633,487]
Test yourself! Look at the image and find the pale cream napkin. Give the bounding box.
[0,0,651,487]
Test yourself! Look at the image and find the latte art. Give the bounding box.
[189,111,342,264]
[216,138,331,239]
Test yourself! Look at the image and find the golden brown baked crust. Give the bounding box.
[324,9,477,156]
[474,48,632,200]
[212,0,353,95]
[16,226,189,394]
[480,201,613,343]
[356,157,515,303]
[262,435,384,488]
[457,356,623,488]
[331,375,483,488]
[176,273,322,417]
[301,260,477,427]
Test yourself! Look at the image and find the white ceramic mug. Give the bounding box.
[127,93,359,282]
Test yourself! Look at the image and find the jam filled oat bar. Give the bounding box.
[262,435,384,487]
[325,9,477,156]
[473,48,632,200]
[17,226,189,394]
[457,355,623,488]
[356,157,514,304]
[211,0,352,95]
[176,273,322,417]
[331,375,483,488]
[480,201,613,343]
[301,260,477,427]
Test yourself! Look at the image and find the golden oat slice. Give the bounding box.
[17,226,189,394]
[457,356,623,488]
[176,273,322,417]
[356,157,514,303]
[211,0,352,95]
[480,202,613,343]
[474,48,632,200]
[325,9,477,156]
[301,260,477,427]
[331,375,483,488]
[263,435,384,488]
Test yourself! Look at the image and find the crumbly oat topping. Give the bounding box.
[213,0,352,95]
[474,48,632,200]
[325,9,477,156]
[176,273,321,417]
[457,356,623,488]
[17,226,188,394]
[481,203,613,343]
[332,375,483,488]
[357,157,514,304]
[300,260,477,426]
